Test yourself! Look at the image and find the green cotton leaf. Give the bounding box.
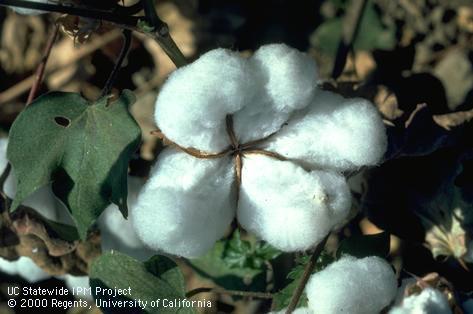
[7,91,141,239]
[90,251,194,314]
[272,251,334,311]
[336,231,391,259]
[188,241,267,293]
[223,230,281,270]
[310,0,396,55]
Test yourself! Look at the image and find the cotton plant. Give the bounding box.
[131,43,387,258]
[389,288,452,314]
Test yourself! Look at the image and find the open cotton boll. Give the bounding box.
[233,44,318,143]
[265,90,387,172]
[131,149,236,258]
[237,154,351,251]
[0,257,50,283]
[155,49,257,153]
[306,256,397,314]
[0,138,8,176]
[9,0,48,15]
[99,176,154,261]
[389,288,452,314]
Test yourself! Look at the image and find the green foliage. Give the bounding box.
[7,91,141,239]
[336,231,390,259]
[91,251,193,314]
[272,252,334,311]
[223,230,281,270]
[310,0,396,55]
[188,234,276,293]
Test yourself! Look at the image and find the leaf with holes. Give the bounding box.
[7,91,141,239]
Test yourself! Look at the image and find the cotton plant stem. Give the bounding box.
[186,287,273,299]
[141,0,187,67]
[100,29,132,98]
[0,0,141,25]
[285,234,330,314]
[1,0,187,68]
[26,24,60,105]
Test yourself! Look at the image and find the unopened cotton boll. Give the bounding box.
[155,49,257,153]
[264,90,387,172]
[99,176,154,261]
[306,256,397,314]
[389,288,452,314]
[237,154,351,251]
[0,256,50,283]
[233,44,319,143]
[9,0,48,15]
[131,149,236,258]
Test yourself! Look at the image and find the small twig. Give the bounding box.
[1,0,187,68]
[26,24,60,105]
[285,235,329,314]
[186,287,273,299]
[100,29,132,98]
[331,0,368,79]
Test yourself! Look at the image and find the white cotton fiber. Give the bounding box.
[237,154,351,252]
[98,176,153,261]
[233,44,318,143]
[270,307,313,314]
[251,44,318,112]
[306,256,397,314]
[131,148,236,258]
[3,170,74,225]
[155,49,257,153]
[264,90,387,172]
[388,288,452,314]
[0,256,50,283]
[0,138,8,176]
[63,275,93,300]
[9,0,48,15]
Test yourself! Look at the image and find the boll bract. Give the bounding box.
[98,176,154,261]
[305,256,397,314]
[0,256,50,283]
[8,0,49,15]
[388,288,452,314]
[132,44,387,257]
